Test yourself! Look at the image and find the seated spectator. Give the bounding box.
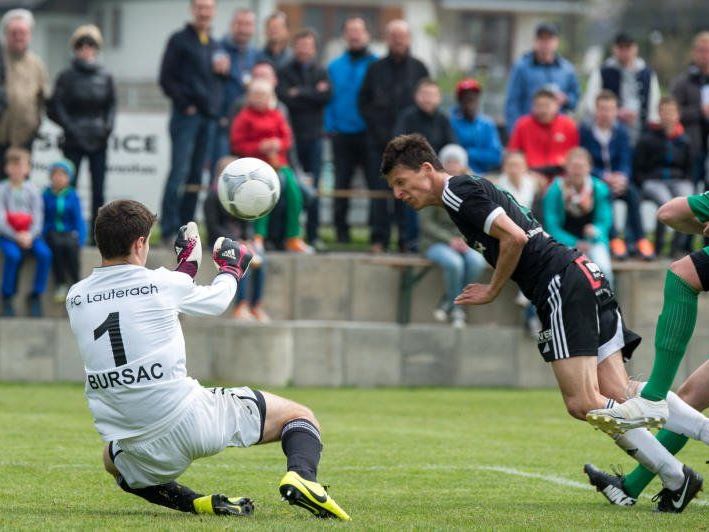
[580,90,654,260]
[204,156,269,322]
[0,148,51,316]
[495,150,541,336]
[394,78,456,254]
[425,144,486,327]
[230,79,311,253]
[42,159,86,303]
[508,88,579,183]
[543,148,614,286]
[634,96,694,257]
[449,78,502,174]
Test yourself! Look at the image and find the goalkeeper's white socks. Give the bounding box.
[613,428,685,490]
[665,391,709,445]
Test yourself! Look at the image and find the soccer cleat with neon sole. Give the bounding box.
[192,494,254,516]
[587,396,668,435]
[279,471,350,520]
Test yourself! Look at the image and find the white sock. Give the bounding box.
[613,428,685,490]
[665,391,709,444]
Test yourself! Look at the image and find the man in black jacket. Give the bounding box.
[358,19,429,252]
[277,29,331,245]
[671,31,709,189]
[158,0,223,243]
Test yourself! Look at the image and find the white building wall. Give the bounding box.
[402,0,437,75]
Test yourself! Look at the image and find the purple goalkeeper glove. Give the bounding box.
[174,221,202,278]
[212,237,253,281]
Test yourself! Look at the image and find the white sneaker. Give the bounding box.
[450,307,465,329]
[587,396,669,435]
[433,307,448,323]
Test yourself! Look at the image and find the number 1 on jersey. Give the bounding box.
[93,312,127,366]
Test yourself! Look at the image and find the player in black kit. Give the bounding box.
[380,134,703,512]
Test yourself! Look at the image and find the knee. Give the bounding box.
[288,404,319,431]
[564,396,595,421]
[677,380,703,410]
[102,445,119,478]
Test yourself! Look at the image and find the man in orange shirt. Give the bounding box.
[508,88,579,183]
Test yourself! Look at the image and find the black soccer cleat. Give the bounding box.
[653,465,703,513]
[583,464,636,506]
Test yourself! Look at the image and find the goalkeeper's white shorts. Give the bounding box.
[110,386,265,488]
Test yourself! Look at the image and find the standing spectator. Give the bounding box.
[42,159,86,302]
[49,25,115,235]
[0,9,48,166]
[671,31,709,188]
[204,156,269,322]
[277,28,331,246]
[543,147,615,287]
[507,88,579,182]
[325,16,377,244]
[634,97,693,257]
[449,78,502,175]
[158,0,221,244]
[0,148,50,317]
[394,78,456,153]
[212,9,259,166]
[580,90,654,260]
[581,33,660,145]
[258,11,292,70]
[358,19,429,252]
[504,22,579,134]
[230,79,311,253]
[425,144,486,327]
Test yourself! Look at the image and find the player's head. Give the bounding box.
[531,88,559,124]
[94,200,157,265]
[4,147,30,183]
[381,134,445,210]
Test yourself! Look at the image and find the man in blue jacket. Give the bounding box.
[504,23,579,135]
[158,0,221,244]
[324,17,377,244]
[449,78,502,175]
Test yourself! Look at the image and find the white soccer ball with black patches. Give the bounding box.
[217,157,281,220]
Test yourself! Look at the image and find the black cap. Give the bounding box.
[614,32,635,46]
[535,22,559,37]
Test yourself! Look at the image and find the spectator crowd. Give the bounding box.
[0,1,708,326]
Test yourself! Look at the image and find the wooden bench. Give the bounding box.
[364,254,433,324]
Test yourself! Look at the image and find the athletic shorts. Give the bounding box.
[536,256,641,363]
[689,247,709,292]
[110,386,266,488]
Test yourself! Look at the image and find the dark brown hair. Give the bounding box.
[292,27,318,45]
[94,200,157,260]
[533,88,556,101]
[659,95,678,109]
[595,89,618,104]
[380,134,444,178]
[5,147,30,165]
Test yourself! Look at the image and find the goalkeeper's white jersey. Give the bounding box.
[66,264,236,442]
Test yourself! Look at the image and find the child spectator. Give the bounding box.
[204,156,269,322]
[42,159,86,302]
[508,88,579,183]
[449,78,502,174]
[543,147,615,286]
[0,148,51,316]
[634,97,694,256]
[426,144,486,327]
[580,90,654,260]
[230,79,311,253]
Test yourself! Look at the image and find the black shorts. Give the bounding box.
[536,256,641,363]
[689,248,709,292]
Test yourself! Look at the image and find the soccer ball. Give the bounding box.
[217,157,281,220]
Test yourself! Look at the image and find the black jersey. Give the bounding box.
[442,174,580,305]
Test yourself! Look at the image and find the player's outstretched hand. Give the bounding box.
[175,221,202,278]
[212,237,253,281]
[454,283,497,306]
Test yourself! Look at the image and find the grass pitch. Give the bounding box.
[1,383,707,530]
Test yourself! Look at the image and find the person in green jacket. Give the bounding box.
[543,147,614,286]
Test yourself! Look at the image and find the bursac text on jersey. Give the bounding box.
[69,283,159,307]
[87,363,164,389]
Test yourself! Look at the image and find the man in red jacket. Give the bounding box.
[508,88,579,183]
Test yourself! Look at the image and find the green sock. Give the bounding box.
[640,270,698,401]
[281,167,303,239]
[622,430,689,498]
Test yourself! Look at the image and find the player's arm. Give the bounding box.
[657,196,708,236]
[178,237,253,316]
[455,212,528,305]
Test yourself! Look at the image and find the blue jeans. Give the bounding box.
[161,109,214,238]
[296,138,323,243]
[210,121,230,173]
[426,243,486,310]
[0,237,52,298]
[235,257,267,306]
